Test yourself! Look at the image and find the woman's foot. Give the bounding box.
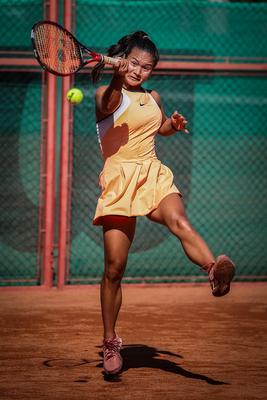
[103,335,123,375]
[208,255,235,297]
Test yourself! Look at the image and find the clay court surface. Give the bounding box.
[1,283,267,400]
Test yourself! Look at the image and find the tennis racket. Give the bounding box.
[31,20,118,76]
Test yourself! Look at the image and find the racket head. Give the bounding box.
[31,20,85,76]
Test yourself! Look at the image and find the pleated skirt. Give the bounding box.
[93,157,181,225]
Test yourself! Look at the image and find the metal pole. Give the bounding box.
[42,0,58,288]
[57,0,73,288]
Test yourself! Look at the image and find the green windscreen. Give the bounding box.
[65,0,267,283]
[0,0,266,285]
[0,0,44,285]
[0,73,42,286]
[68,73,267,283]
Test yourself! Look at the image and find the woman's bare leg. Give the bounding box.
[101,216,136,340]
[148,193,215,267]
[148,193,235,297]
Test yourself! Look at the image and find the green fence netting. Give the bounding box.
[0,72,42,286]
[0,0,44,51]
[0,0,44,285]
[68,73,267,283]
[0,0,267,285]
[75,0,267,60]
[65,0,267,283]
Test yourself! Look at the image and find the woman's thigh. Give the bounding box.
[147,193,188,226]
[102,216,136,267]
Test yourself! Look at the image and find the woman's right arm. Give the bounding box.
[95,59,128,121]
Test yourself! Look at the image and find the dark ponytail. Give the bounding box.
[91,31,159,84]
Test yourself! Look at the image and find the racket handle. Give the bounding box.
[102,55,119,65]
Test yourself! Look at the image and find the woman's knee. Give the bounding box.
[104,258,126,283]
[167,213,193,236]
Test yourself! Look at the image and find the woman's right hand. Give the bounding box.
[113,58,129,78]
[95,59,128,119]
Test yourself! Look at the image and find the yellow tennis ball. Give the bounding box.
[67,88,84,104]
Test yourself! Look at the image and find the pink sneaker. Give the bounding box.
[208,255,235,297]
[103,335,123,375]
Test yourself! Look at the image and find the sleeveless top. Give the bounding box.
[93,88,180,225]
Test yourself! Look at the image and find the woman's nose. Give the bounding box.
[134,65,142,75]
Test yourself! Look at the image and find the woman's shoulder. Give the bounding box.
[147,89,161,107]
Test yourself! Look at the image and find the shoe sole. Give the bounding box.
[213,256,235,297]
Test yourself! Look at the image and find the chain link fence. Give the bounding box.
[68,72,267,283]
[0,0,267,285]
[75,0,267,60]
[0,0,44,51]
[65,0,267,283]
[0,1,44,285]
[0,72,43,286]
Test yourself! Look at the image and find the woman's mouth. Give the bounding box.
[129,76,140,81]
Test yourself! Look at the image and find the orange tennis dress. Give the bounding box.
[93,88,181,225]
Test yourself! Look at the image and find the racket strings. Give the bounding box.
[34,24,82,74]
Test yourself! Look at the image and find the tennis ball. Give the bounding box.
[67,88,84,104]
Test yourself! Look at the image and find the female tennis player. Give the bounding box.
[92,31,235,375]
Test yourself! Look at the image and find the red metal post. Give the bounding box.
[42,0,58,288]
[57,0,74,288]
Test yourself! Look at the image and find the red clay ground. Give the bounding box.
[1,283,267,400]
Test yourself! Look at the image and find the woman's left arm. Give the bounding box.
[151,90,189,136]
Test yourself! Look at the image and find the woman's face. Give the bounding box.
[124,47,154,89]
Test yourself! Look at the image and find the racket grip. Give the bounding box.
[102,55,119,65]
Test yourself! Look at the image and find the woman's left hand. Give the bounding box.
[170,111,189,134]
